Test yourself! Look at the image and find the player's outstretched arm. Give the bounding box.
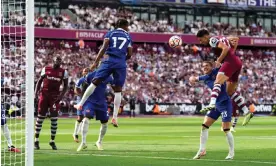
[189,76,199,86]
[74,78,83,96]
[59,78,68,101]
[216,42,230,65]
[74,87,82,96]
[35,70,46,97]
[92,39,109,68]
[227,36,239,51]
[126,45,133,60]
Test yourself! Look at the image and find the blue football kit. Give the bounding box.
[81,71,113,121]
[199,68,232,122]
[75,77,86,116]
[94,28,132,87]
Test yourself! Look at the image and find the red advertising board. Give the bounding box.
[2,27,276,47]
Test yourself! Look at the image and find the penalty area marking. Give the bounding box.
[36,151,276,165]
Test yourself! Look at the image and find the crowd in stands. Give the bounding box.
[32,40,276,104]
[4,5,275,37]
[1,38,276,108]
[33,5,276,37]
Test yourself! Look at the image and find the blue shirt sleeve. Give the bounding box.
[104,31,112,39]
[75,77,83,88]
[85,72,95,84]
[212,68,220,75]
[128,35,132,48]
[198,75,209,81]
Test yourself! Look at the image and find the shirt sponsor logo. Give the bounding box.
[47,76,61,81]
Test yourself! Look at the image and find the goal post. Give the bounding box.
[1,0,34,165]
[25,0,34,166]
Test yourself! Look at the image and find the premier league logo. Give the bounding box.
[59,72,62,77]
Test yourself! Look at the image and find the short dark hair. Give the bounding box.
[203,60,213,66]
[196,29,209,37]
[116,19,129,28]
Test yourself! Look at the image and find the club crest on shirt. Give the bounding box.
[59,72,62,77]
[86,109,90,113]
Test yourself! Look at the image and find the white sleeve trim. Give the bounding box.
[75,80,81,88]
[128,42,132,48]
[63,70,69,79]
[40,67,46,76]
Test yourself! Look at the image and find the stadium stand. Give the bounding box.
[2,40,275,111]
[29,6,276,36]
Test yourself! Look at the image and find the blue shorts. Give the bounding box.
[206,100,232,122]
[82,102,109,121]
[1,109,6,126]
[94,61,126,87]
[77,110,83,116]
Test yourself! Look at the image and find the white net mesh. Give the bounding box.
[1,0,27,165]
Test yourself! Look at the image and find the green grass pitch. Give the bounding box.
[2,116,276,166]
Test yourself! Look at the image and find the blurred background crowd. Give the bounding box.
[1,0,276,115]
[2,39,275,108]
[2,5,276,37]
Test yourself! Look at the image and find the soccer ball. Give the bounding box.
[169,35,182,48]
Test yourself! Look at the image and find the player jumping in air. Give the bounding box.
[189,61,234,160]
[72,68,89,143]
[1,106,20,152]
[77,70,113,151]
[196,29,254,126]
[34,56,68,150]
[74,19,133,127]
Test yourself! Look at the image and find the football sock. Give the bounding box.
[1,124,13,147]
[200,128,209,151]
[50,117,58,142]
[232,117,239,128]
[73,121,82,136]
[210,84,221,105]
[35,116,46,141]
[113,92,122,119]
[81,118,89,144]
[231,91,249,115]
[97,123,107,144]
[225,131,234,154]
[79,83,97,106]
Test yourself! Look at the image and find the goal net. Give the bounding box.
[1,0,34,166]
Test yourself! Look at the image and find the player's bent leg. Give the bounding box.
[75,83,98,110]
[76,64,111,108]
[1,111,21,153]
[77,117,89,152]
[34,114,46,150]
[193,116,216,159]
[95,119,108,150]
[231,116,238,132]
[227,82,254,125]
[73,115,83,143]
[222,122,235,160]
[49,108,59,150]
[210,73,229,104]
[49,116,58,150]
[111,67,126,127]
[111,86,122,128]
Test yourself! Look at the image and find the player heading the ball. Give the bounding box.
[196,29,254,126]
[74,19,133,127]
